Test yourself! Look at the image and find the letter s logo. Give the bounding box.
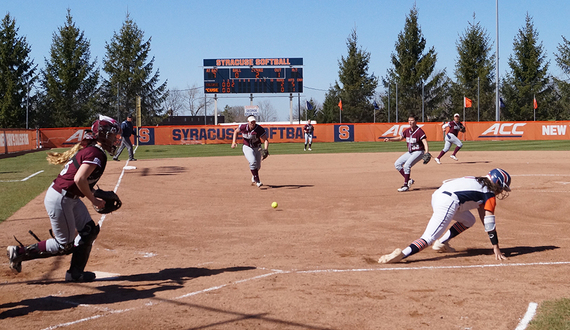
[334,124,354,142]
[137,127,155,145]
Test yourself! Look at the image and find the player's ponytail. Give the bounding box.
[46,130,97,165]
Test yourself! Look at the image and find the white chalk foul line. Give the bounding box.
[0,170,44,182]
[515,302,538,330]
[42,261,568,329]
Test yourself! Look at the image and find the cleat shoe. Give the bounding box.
[435,157,441,165]
[432,239,456,253]
[378,248,404,264]
[450,155,458,161]
[7,246,22,273]
[251,176,256,186]
[308,148,312,151]
[65,271,96,282]
[304,148,306,151]
[112,158,119,162]
[407,179,414,188]
[129,158,137,161]
[397,185,409,192]
[256,182,263,188]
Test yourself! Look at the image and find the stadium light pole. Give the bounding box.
[495,0,501,121]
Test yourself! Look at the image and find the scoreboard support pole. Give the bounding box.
[214,94,218,125]
[289,93,293,124]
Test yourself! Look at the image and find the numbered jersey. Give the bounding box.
[239,123,266,148]
[401,126,426,152]
[443,120,463,137]
[51,145,107,197]
[304,124,314,135]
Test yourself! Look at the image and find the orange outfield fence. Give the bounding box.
[3,121,569,154]
[1,129,39,155]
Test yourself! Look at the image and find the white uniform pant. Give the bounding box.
[394,150,424,174]
[443,133,463,152]
[419,190,476,245]
[242,144,262,170]
[44,185,92,254]
[304,133,313,145]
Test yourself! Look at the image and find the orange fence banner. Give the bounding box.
[1,129,38,155]
[34,121,570,150]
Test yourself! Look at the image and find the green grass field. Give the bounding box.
[1,140,568,329]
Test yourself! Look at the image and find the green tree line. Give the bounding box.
[3,6,570,128]
[0,10,167,128]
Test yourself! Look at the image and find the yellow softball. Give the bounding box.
[271,202,278,208]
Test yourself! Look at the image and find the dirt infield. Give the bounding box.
[1,150,570,329]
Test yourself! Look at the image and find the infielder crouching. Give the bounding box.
[232,115,269,188]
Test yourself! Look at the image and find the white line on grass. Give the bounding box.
[0,170,44,182]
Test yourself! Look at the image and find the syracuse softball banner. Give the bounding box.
[32,120,570,150]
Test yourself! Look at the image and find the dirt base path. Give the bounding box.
[1,150,569,329]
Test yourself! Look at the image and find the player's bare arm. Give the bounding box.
[74,163,105,209]
[384,136,403,142]
[231,128,239,148]
[422,138,429,154]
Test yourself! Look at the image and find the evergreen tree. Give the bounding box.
[321,29,378,123]
[318,86,341,123]
[382,5,449,122]
[553,35,570,120]
[0,14,36,128]
[37,10,99,128]
[102,13,168,125]
[452,14,496,121]
[501,13,552,121]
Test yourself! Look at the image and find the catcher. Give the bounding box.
[7,115,122,282]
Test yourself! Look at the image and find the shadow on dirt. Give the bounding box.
[406,245,559,263]
[0,266,255,319]
[263,184,314,189]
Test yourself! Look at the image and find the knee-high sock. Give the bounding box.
[439,222,469,243]
[452,146,462,156]
[251,169,259,182]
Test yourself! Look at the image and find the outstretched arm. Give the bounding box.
[478,207,507,261]
[231,128,239,149]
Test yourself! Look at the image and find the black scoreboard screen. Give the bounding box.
[203,58,303,94]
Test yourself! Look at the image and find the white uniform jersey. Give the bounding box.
[436,177,496,213]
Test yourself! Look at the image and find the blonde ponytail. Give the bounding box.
[46,143,84,165]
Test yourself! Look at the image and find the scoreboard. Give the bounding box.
[203,58,303,94]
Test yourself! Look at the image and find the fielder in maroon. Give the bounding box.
[384,114,429,192]
[435,113,464,164]
[231,115,269,187]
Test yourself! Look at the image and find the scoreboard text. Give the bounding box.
[203,58,303,94]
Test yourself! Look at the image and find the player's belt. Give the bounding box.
[62,189,79,199]
[442,191,452,196]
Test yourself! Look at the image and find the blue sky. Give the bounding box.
[4,0,570,121]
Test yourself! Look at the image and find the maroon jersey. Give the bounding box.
[304,124,314,135]
[51,145,107,197]
[401,126,426,152]
[444,120,463,137]
[239,123,266,148]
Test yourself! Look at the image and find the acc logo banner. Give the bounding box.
[138,127,154,145]
[380,124,424,138]
[334,124,354,142]
[479,123,526,138]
